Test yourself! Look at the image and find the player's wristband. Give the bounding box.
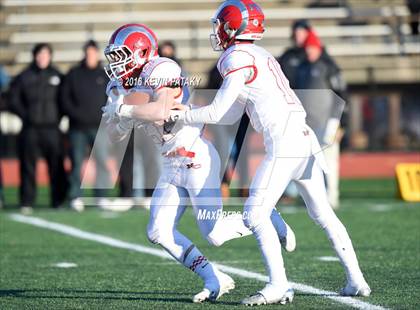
[118,104,134,118]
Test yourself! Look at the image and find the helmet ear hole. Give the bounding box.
[224,22,236,39]
[134,48,149,66]
[133,49,143,66]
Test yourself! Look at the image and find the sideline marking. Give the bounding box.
[10,214,388,310]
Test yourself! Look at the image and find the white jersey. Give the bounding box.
[217,44,306,139]
[106,57,202,154]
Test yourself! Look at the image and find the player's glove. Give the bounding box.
[168,106,188,122]
[162,108,188,134]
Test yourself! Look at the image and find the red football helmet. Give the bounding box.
[210,0,265,51]
[104,23,158,82]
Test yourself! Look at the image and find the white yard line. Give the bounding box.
[9,214,388,310]
[317,256,340,262]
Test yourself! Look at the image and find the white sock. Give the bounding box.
[182,244,219,283]
[324,217,365,285]
[155,228,219,283]
[252,219,289,288]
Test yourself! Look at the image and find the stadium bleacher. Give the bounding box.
[0,0,419,146]
[1,0,418,83]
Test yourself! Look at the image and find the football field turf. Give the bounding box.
[1,183,419,309]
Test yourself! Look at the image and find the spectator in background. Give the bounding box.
[158,40,189,80]
[407,0,420,36]
[60,40,110,212]
[9,43,67,213]
[295,31,347,208]
[277,19,311,89]
[158,40,181,64]
[0,66,10,209]
[278,20,338,89]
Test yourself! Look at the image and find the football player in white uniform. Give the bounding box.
[169,0,371,306]
[102,24,296,303]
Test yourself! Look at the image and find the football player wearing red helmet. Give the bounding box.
[172,0,370,305]
[101,23,256,303]
[104,23,158,83]
[102,23,173,124]
[210,0,265,51]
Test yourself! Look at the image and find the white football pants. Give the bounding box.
[146,138,251,281]
[243,125,366,295]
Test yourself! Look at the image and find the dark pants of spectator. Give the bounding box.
[221,114,250,189]
[133,129,161,197]
[19,127,67,207]
[117,129,161,198]
[119,134,133,198]
[68,128,110,200]
[0,163,3,207]
[410,20,419,35]
[407,1,420,35]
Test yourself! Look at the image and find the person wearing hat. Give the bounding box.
[9,43,68,213]
[278,20,339,88]
[60,40,111,212]
[277,19,312,89]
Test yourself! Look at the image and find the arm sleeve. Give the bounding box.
[183,69,247,125]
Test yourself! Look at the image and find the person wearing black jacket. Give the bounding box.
[277,20,311,89]
[60,40,110,212]
[8,43,67,212]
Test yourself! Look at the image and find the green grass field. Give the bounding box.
[1,181,419,309]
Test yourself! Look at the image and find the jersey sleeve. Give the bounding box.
[217,50,256,83]
[182,69,246,125]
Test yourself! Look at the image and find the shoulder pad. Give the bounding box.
[217,48,255,78]
[141,57,182,90]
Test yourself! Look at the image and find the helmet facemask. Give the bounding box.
[210,18,237,51]
[210,18,224,51]
[104,44,140,81]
